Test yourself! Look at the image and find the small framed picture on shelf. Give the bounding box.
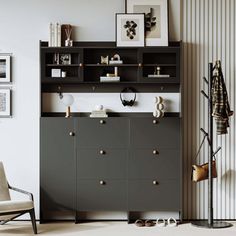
[0,55,11,83]
[126,0,169,46]
[59,54,71,65]
[116,13,145,47]
[0,88,11,117]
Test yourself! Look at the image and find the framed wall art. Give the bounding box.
[0,88,11,117]
[116,13,145,47]
[126,0,169,46]
[0,55,11,83]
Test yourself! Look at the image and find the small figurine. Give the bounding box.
[101,56,109,64]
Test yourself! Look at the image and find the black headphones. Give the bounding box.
[120,87,136,106]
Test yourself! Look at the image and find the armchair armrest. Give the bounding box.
[8,184,34,201]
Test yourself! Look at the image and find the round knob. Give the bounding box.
[153,150,159,155]
[100,150,105,155]
[69,132,75,136]
[79,63,83,67]
[100,120,105,124]
[138,63,142,67]
[153,120,158,124]
[99,180,105,185]
[153,180,159,185]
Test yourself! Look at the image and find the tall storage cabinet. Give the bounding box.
[40,118,76,221]
[40,41,182,223]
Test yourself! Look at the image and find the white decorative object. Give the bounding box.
[95,105,104,111]
[61,71,67,78]
[153,96,164,118]
[51,69,61,77]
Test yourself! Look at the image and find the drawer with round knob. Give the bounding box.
[128,179,180,211]
[128,148,180,179]
[130,117,180,148]
[77,148,127,179]
[77,179,127,211]
[77,118,129,148]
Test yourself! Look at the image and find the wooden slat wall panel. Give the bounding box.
[182,0,236,220]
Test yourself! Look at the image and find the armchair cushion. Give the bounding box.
[0,200,34,213]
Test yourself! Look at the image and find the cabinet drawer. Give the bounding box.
[130,117,180,148]
[77,180,127,211]
[77,118,129,148]
[128,149,180,179]
[77,149,127,179]
[128,179,180,211]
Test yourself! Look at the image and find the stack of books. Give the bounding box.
[90,110,108,118]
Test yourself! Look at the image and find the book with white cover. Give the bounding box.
[100,76,120,82]
[51,23,55,47]
[56,23,61,47]
[109,60,123,65]
[49,23,53,47]
[148,74,170,78]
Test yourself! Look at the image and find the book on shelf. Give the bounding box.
[100,76,120,82]
[49,23,61,47]
[147,74,170,78]
[90,110,108,118]
[109,60,123,65]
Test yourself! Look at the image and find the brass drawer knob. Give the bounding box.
[100,150,105,155]
[153,180,159,185]
[100,120,105,124]
[99,180,105,185]
[153,120,158,124]
[69,132,75,136]
[153,150,159,155]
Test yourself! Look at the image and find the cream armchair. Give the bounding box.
[0,162,37,234]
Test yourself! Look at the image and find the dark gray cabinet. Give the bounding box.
[40,118,76,221]
[40,116,181,222]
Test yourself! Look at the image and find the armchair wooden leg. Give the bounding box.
[29,208,37,234]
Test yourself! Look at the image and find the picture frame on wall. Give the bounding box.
[126,0,169,46]
[0,88,11,117]
[116,13,145,47]
[0,55,11,83]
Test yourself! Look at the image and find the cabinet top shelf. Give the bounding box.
[40,41,181,49]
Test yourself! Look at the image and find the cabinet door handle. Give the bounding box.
[153,180,159,185]
[99,180,105,185]
[69,132,75,136]
[153,120,158,124]
[100,120,105,124]
[79,63,83,67]
[153,150,159,155]
[99,150,106,155]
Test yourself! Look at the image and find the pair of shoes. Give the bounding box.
[156,217,177,227]
[135,219,156,227]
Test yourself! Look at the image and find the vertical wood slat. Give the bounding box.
[182,0,236,220]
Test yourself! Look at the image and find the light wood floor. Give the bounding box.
[0,221,235,236]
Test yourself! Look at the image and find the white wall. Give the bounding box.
[0,0,181,219]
